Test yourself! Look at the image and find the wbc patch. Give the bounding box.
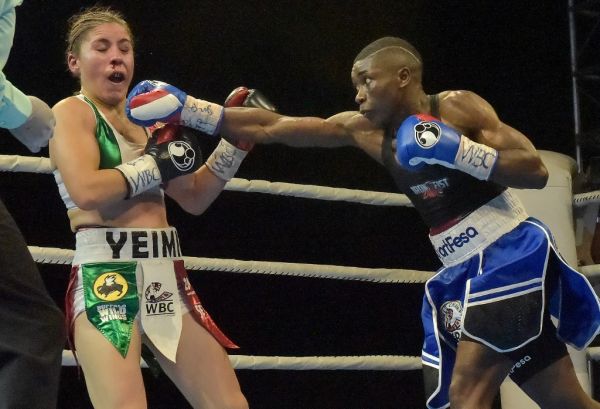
[144,281,175,316]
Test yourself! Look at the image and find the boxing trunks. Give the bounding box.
[421,190,600,408]
[66,227,237,363]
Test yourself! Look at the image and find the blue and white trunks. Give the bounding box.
[421,191,600,409]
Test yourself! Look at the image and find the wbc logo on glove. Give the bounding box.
[414,121,441,149]
[168,141,196,172]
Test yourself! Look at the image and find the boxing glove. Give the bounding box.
[204,87,277,181]
[395,114,498,180]
[225,86,277,112]
[126,80,223,135]
[116,124,202,197]
[223,86,278,150]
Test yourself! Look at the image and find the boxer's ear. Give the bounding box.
[67,52,80,77]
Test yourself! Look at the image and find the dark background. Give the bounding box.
[0,1,597,408]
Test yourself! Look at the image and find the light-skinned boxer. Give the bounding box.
[48,6,272,409]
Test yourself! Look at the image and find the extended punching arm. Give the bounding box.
[204,86,278,181]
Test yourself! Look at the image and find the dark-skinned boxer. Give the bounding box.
[127,36,600,409]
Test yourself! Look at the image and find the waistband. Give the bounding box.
[429,190,528,267]
[72,227,182,265]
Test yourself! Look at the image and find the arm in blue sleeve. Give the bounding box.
[0,1,32,129]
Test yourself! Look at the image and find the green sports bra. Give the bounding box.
[82,95,123,169]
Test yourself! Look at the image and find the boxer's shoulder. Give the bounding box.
[52,96,97,136]
[53,95,93,115]
[439,90,489,114]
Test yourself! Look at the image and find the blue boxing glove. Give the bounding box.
[395,114,498,180]
[126,80,187,126]
[126,80,224,135]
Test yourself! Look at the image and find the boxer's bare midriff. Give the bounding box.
[68,192,168,232]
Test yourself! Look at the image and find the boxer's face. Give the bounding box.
[68,23,134,106]
[351,53,402,129]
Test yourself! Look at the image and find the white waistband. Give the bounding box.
[429,190,528,267]
[72,227,182,265]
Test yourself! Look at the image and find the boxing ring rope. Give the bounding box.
[29,246,432,284]
[2,154,599,207]
[0,155,412,206]
[60,351,422,370]
[3,154,600,375]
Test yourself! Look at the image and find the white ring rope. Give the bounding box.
[3,154,600,207]
[573,190,600,207]
[0,155,411,207]
[61,350,422,370]
[29,244,600,283]
[580,264,600,278]
[588,347,600,362]
[226,178,412,207]
[0,155,53,174]
[28,246,434,284]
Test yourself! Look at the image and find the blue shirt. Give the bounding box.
[0,0,32,129]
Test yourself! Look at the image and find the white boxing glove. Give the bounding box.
[8,96,54,152]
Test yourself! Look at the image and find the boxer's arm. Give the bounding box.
[7,96,54,152]
[442,91,548,189]
[0,75,32,130]
[165,88,258,215]
[168,110,385,215]
[0,5,52,152]
[164,166,227,215]
[166,109,364,214]
[126,81,379,152]
[220,108,367,149]
[0,5,29,129]
[0,4,17,69]
[50,97,130,209]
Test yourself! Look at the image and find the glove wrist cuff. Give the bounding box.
[205,139,248,181]
[180,96,224,136]
[115,155,162,198]
[454,135,499,181]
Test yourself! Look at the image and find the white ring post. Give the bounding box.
[505,150,590,408]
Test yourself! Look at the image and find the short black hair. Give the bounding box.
[354,37,422,64]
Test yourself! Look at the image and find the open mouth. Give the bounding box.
[108,72,125,83]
